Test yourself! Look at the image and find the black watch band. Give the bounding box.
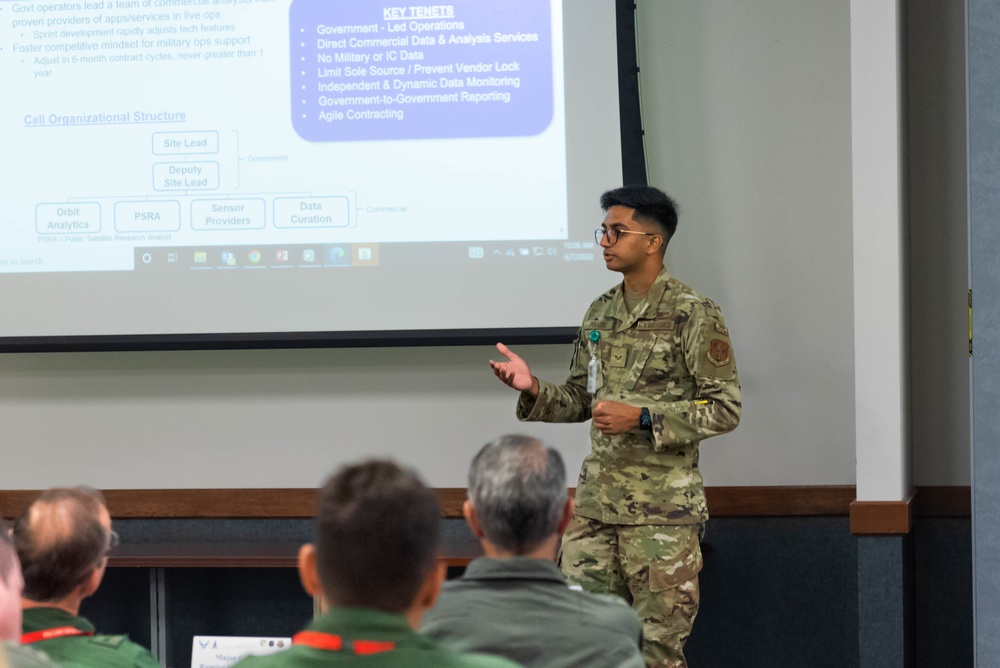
[639,407,652,431]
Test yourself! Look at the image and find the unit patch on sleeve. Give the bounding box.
[708,339,731,367]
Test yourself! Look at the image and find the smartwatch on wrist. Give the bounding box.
[639,407,652,431]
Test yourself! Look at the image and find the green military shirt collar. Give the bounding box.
[305,607,432,650]
[610,266,671,328]
[462,557,566,584]
[22,607,95,635]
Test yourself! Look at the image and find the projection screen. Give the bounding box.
[0,0,630,349]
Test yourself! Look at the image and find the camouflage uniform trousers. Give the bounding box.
[561,515,704,668]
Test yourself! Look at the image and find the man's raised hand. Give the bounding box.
[489,342,539,396]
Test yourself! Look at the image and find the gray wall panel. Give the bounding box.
[909,0,971,486]
[968,0,1000,664]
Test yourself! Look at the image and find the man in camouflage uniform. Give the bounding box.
[13,487,160,668]
[490,185,741,668]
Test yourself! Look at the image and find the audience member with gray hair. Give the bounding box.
[421,435,644,668]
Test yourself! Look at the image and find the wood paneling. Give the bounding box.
[850,492,915,535]
[1,486,971,523]
[706,485,855,516]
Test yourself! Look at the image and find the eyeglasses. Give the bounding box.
[595,227,659,246]
[105,529,120,555]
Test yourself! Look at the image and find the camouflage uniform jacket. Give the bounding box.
[517,267,741,525]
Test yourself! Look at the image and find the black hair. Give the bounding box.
[315,460,441,613]
[600,185,679,245]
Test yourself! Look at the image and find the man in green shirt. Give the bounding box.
[491,186,742,667]
[13,487,160,668]
[421,435,644,668]
[233,460,519,668]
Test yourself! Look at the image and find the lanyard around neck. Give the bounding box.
[293,631,395,656]
[21,626,94,644]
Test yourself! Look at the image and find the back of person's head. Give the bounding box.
[314,460,441,613]
[600,185,679,246]
[13,487,110,603]
[468,435,568,555]
[0,520,23,641]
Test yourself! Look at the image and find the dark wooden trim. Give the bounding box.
[435,489,467,518]
[850,492,916,535]
[1,485,973,521]
[706,485,855,516]
[0,491,36,519]
[1,489,321,520]
[0,489,461,520]
[1,485,968,568]
[3,486,856,519]
[108,543,300,568]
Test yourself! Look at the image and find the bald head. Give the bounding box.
[13,488,112,603]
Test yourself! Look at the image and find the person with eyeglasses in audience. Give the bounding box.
[13,487,159,668]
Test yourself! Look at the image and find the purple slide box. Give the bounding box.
[290,0,553,142]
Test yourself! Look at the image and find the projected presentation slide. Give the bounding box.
[1,0,573,274]
[0,0,623,340]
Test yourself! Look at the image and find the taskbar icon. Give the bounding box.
[134,244,380,269]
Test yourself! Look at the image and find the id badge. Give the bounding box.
[587,355,599,394]
[586,331,602,394]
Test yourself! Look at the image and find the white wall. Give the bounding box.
[637,0,857,485]
[0,345,591,488]
[0,0,971,491]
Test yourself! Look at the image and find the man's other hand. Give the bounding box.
[592,401,643,435]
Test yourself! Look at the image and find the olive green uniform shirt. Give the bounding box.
[21,607,159,668]
[421,557,644,668]
[1,641,60,668]
[518,267,741,524]
[233,608,521,668]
